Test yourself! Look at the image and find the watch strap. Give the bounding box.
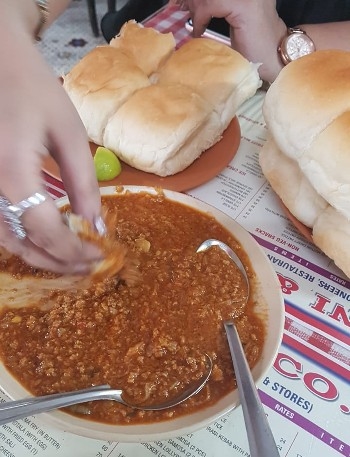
[287,27,305,35]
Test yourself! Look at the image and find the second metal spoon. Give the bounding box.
[225,321,279,457]
[197,239,278,457]
[0,354,212,426]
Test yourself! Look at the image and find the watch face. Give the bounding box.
[285,33,315,61]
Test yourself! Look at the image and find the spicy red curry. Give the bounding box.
[0,192,265,425]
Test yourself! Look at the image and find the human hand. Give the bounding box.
[0,27,103,274]
[172,0,287,81]
[173,0,281,35]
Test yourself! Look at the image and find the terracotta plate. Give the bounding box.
[42,117,241,192]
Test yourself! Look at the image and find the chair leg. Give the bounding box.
[108,0,117,12]
[86,0,100,37]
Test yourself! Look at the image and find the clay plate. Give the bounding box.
[42,117,241,192]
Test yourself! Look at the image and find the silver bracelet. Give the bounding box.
[33,0,49,41]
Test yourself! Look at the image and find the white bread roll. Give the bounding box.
[103,84,222,176]
[63,28,261,177]
[313,206,350,278]
[156,38,261,130]
[259,137,328,228]
[109,20,176,76]
[261,49,350,278]
[263,50,350,219]
[263,50,350,160]
[298,111,350,219]
[63,46,150,145]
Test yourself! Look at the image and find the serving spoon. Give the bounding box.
[0,354,212,426]
[197,239,279,457]
[225,321,279,457]
[196,238,250,299]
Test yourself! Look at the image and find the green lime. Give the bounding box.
[94,146,122,181]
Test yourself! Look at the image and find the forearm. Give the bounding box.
[229,17,286,84]
[181,0,350,83]
[232,20,350,83]
[299,21,350,52]
[1,0,71,41]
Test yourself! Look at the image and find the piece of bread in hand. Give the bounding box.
[156,37,261,130]
[62,46,150,145]
[109,20,176,76]
[103,84,222,176]
[259,137,328,228]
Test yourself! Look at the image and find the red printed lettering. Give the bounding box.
[328,304,350,328]
[277,274,299,295]
[309,294,330,314]
[303,372,338,401]
[274,353,302,379]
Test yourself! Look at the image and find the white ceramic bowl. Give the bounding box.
[0,186,284,442]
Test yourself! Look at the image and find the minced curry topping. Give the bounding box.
[0,192,265,425]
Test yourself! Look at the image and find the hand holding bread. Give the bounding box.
[63,21,261,177]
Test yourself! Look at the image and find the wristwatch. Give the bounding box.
[278,27,316,65]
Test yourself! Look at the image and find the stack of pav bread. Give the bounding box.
[63,20,261,177]
[260,50,350,278]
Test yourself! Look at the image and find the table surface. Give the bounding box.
[2,5,349,457]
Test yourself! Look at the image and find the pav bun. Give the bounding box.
[109,20,176,76]
[62,46,150,145]
[63,23,261,176]
[261,50,350,278]
[156,38,261,130]
[103,84,222,176]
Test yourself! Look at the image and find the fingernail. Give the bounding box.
[71,262,93,275]
[93,216,107,236]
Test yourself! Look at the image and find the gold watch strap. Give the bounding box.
[288,27,306,36]
[33,0,49,41]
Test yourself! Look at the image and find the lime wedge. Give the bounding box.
[94,147,122,181]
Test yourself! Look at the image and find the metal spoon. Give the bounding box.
[196,238,250,298]
[197,239,278,457]
[225,321,279,457]
[0,354,212,426]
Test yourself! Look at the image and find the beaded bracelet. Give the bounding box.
[33,0,49,41]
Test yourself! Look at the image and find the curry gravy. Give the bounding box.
[0,193,265,425]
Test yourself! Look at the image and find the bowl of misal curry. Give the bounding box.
[0,186,284,442]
